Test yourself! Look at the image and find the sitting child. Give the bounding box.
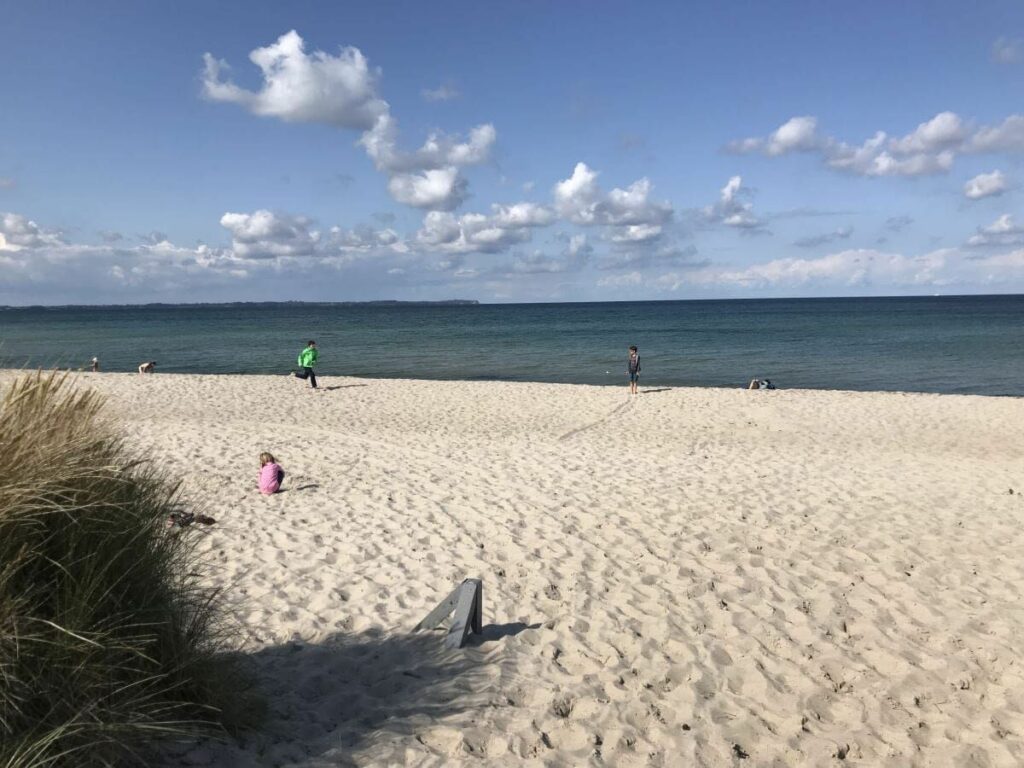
[258,452,285,495]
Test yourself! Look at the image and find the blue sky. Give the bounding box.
[2,1,1024,303]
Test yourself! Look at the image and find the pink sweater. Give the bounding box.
[259,462,282,495]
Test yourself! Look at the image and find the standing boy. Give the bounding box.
[627,345,640,395]
[294,340,319,389]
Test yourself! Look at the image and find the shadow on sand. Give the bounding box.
[322,384,368,391]
[640,387,673,394]
[159,623,536,766]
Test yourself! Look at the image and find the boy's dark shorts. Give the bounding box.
[629,372,639,383]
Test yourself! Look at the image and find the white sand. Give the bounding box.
[15,372,1024,766]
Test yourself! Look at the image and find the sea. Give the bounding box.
[0,295,1021,396]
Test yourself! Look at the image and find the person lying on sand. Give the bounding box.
[138,361,156,374]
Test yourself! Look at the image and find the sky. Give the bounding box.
[2,0,1024,304]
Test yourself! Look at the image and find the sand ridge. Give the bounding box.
[10,371,1023,767]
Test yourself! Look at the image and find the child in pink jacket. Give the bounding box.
[259,452,284,495]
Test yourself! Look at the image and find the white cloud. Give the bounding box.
[360,117,495,173]
[421,83,460,102]
[888,112,968,155]
[0,213,65,250]
[201,30,387,130]
[665,245,1024,293]
[964,170,1008,200]
[553,162,672,227]
[0,212,252,302]
[727,115,820,156]
[387,168,467,211]
[219,210,320,258]
[503,232,593,274]
[202,31,495,211]
[219,209,408,260]
[702,176,765,231]
[326,224,405,253]
[992,37,1022,64]
[608,224,663,244]
[415,202,555,254]
[687,249,948,289]
[967,115,1024,153]
[794,226,853,248]
[966,213,1024,247]
[0,208,425,303]
[729,111,1024,178]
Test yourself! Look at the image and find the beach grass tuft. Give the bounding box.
[0,373,256,767]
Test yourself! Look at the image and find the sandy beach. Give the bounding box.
[11,371,1023,767]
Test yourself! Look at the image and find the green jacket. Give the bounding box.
[297,346,318,368]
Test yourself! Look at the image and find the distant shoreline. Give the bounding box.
[0,300,480,310]
[1,292,1023,310]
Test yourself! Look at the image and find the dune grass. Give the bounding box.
[0,373,256,767]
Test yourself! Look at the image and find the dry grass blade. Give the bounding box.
[0,373,258,767]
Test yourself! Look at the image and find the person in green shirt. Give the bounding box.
[294,340,318,389]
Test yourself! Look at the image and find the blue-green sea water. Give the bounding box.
[0,296,1021,396]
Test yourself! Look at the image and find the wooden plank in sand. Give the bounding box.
[415,578,483,649]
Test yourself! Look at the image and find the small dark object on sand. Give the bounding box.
[169,512,216,528]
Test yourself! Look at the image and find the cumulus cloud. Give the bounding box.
[966,214,1024,247]
[360,117,495,173]
[0,213,64,250]
[0,207,424,304]
[325,223,404,253]
[729,111,1024,178]
[794,226,853,248]
[553,163,672,228]
[201,31,387,130]
[702,176,765,231]
[967,115,1024,153]
[0,211,252,302]
[415,202,555,254]
[726,116,820,156]
[421,83,460,102]
[992,37,1022,64]
[202,31,495,211]
[219,208,410,260]
[220,210,320,259]
[387,168,467,211]
[964,170,1008,200]
[607,224,664,244]
[889,111,968,155]
[502,233,593,275]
